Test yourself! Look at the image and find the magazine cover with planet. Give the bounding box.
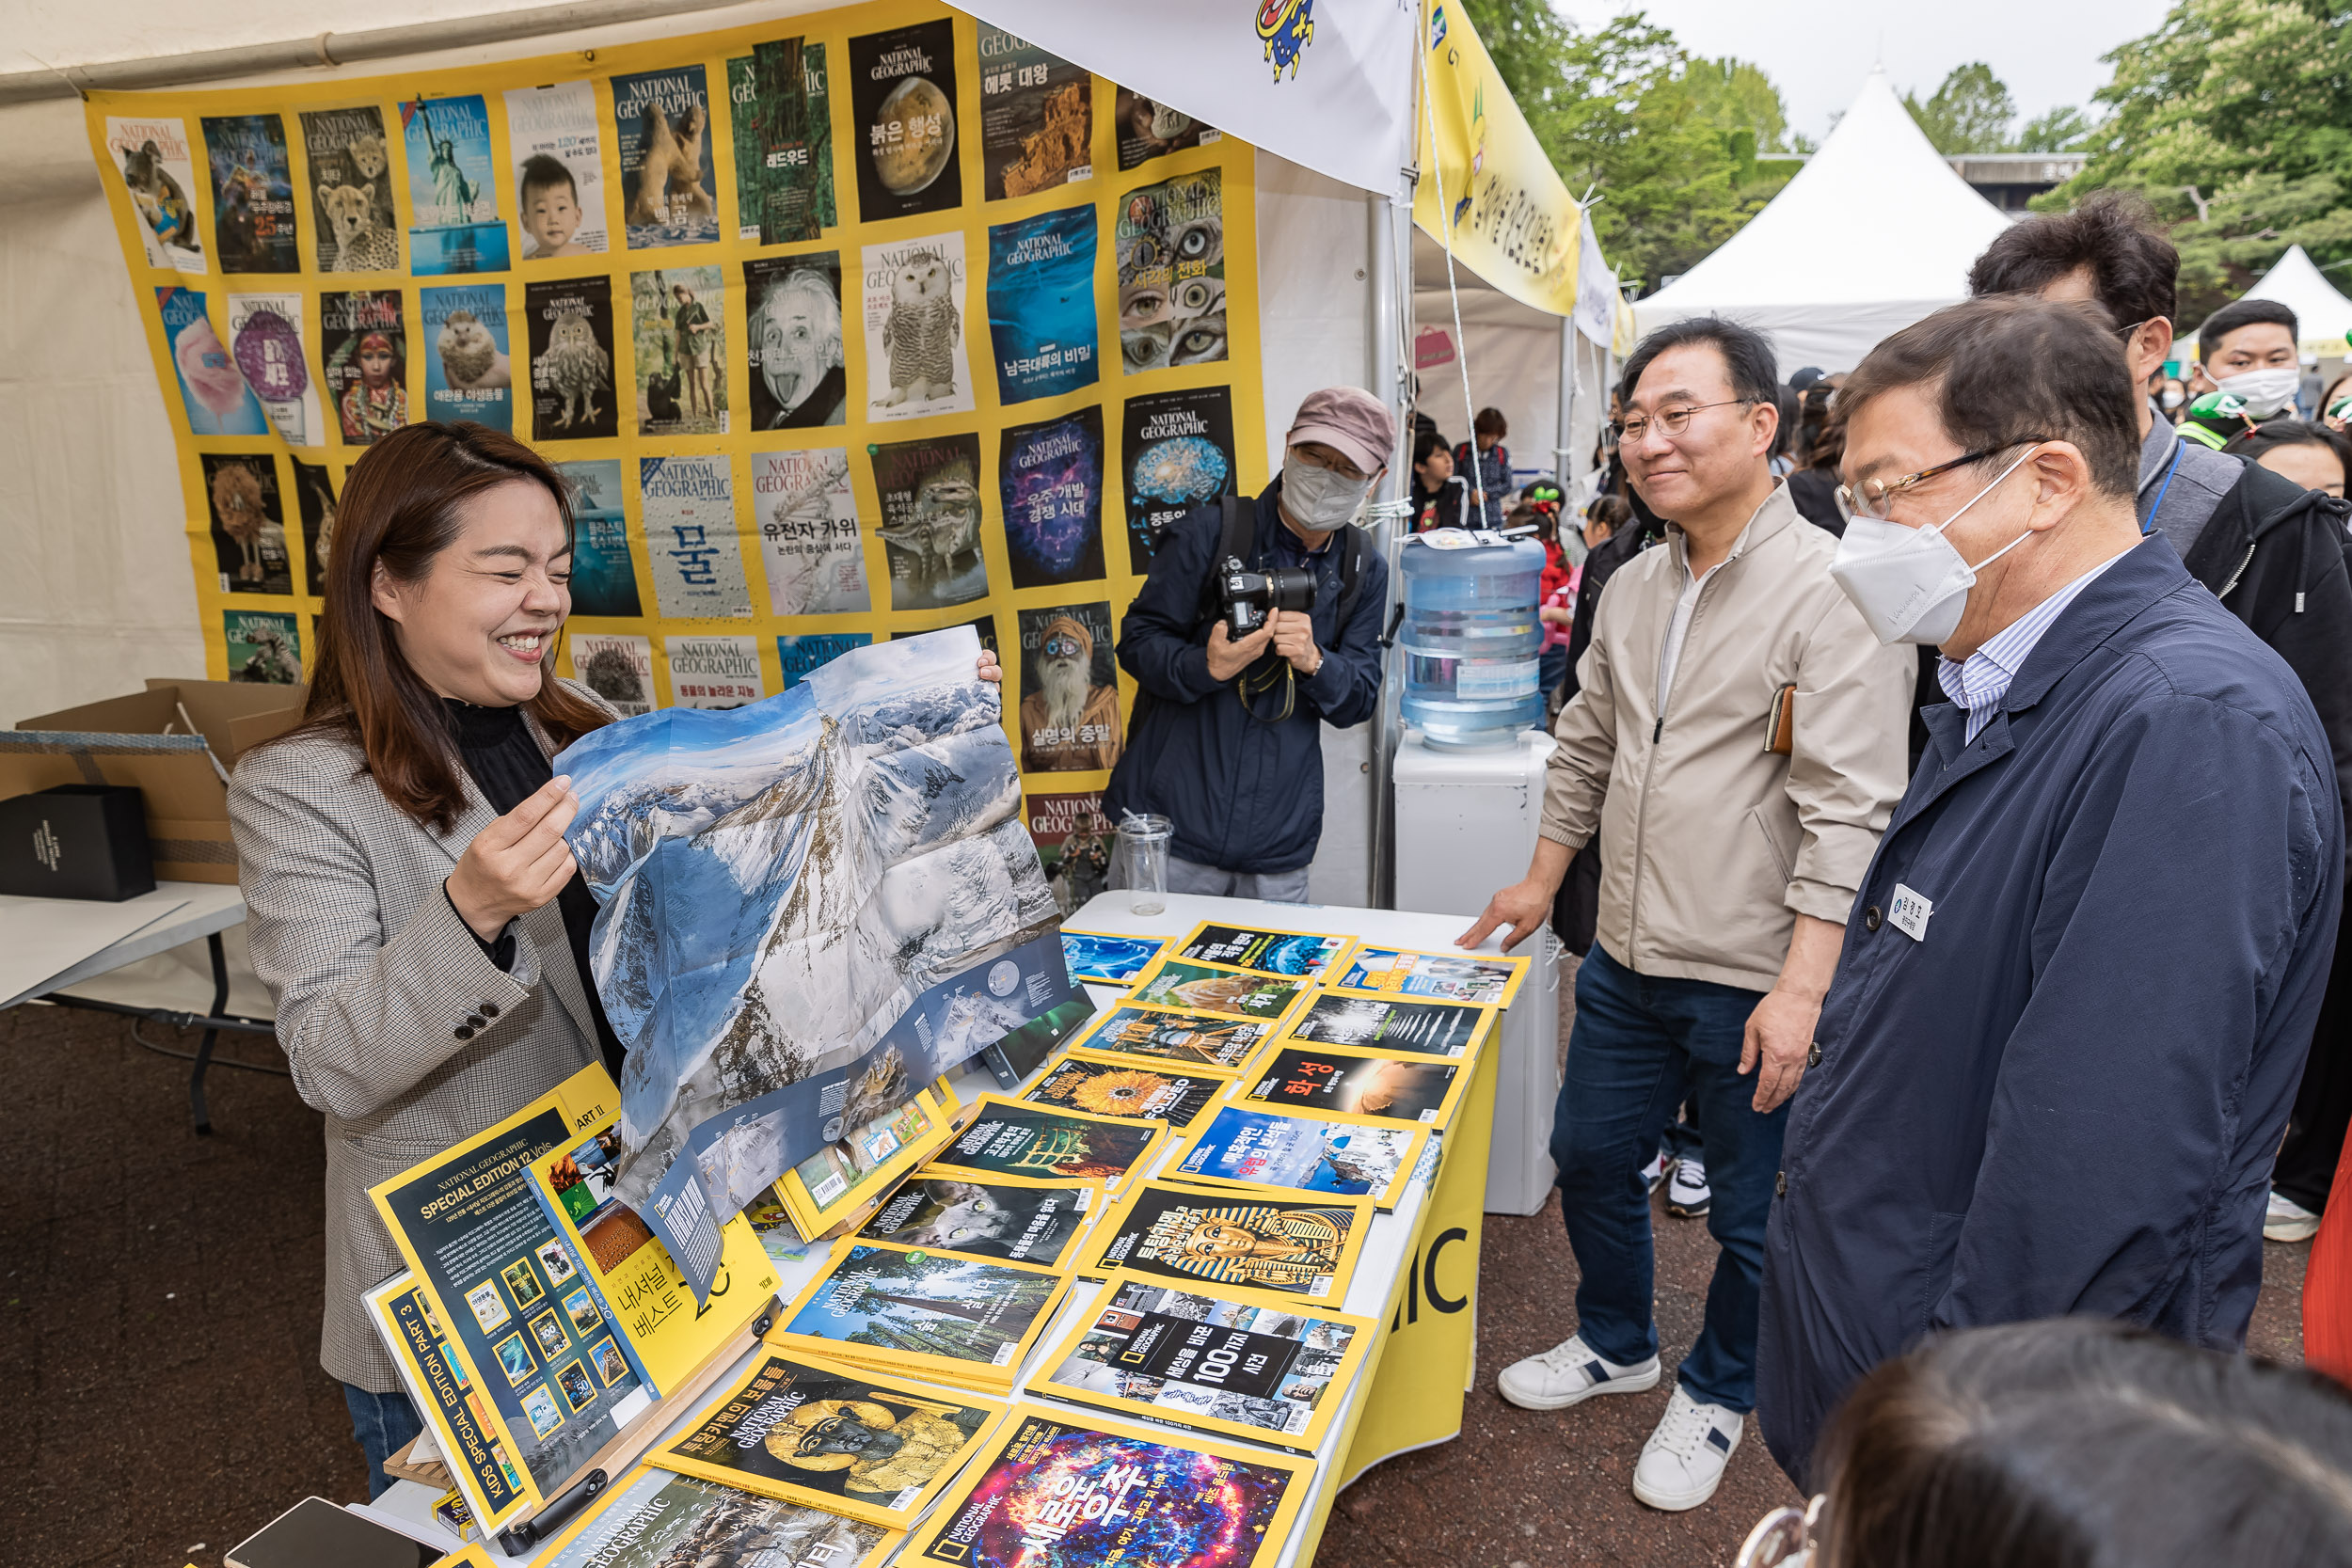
[655,1349,1007,1528]
[1059,930,1167,984]
[557,628,1073,1302]
[1280,991,1495,1058]
[1069,1003,1276,1071]
[1236,1042,1470,1130]
[1173,923,1356,980]
[534,1463,899,1568]
[1036,1275,1375,1451]
[903,1405,1311,1568]
[924,1094,1168,1189]
[1173,1105,1432,1210]
[771,1241,1068,1390]
[1081,1181,1374,1304]
[855,1172,1094,1269]
[1331,945,1530,1007]
[1023,1052,1228,1129]
[1127,955,1311,1022]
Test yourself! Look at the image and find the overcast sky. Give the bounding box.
[1549,0,2174,144]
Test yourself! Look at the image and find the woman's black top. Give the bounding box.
[443,699,627,1084]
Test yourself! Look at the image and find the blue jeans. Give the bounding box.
[1551,943,1787,1413]
[343,1383,424,1499]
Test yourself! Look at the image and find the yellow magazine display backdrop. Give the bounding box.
[82,0,1266,874]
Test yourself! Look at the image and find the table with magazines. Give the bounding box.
[371,890,1522,1568]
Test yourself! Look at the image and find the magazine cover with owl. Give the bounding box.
[525,275,619,440]
[656,1350,1006,1528]
[861,232,974,422]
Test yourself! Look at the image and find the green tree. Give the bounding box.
[2018,104,2097,151]
[1904,62,2020,153]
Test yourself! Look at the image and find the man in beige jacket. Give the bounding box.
[1461,317,1914,1511]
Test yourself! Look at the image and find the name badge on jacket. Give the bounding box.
[1888,883,1933,942]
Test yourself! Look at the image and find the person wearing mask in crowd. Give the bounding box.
[1747,1319,2352,1567]
[2184,297,2302,437]
[1410,427,1473,531]
[1785,401,1849,537]
[1456,406,1514,528]
[1756,295,2344,1482]
[2225,420,2352,501]
[1104,388,1391,902]
[1458,319,1915,1513]
[2157,373,2189,423]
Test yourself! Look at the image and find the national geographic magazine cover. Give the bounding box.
[1280,991,1496,1058]
[1022,1052,1229,1129]
[611,65,722,247]
[1081,1181,1374,1304]
[1331,945,1530,1007]
[399,93,507,274]
[1036,1275,1375,1451]
[846,17,961,223]
[1173,1105,1431,1211]
[772,1087,956,1239]
[227,291,321,446]
[1173,923,1357,980]
[655,1350,1006,1528]
[665,634,765,710]
[902,1405,1311,1568]
[975,27,1090,199]
[641,451,752,617]
[199,112,299,273]
[860,230,974,422]
[159,285,267,435]
[505,80,610,259]
[525,273,619,440]
[999,406,1107,589]
[365,1271,535,1534]
[533,1464,898,1568]
[421,281,514,432]
[1121,385,1238,571]
[1127,955,1311,1023]
[728,37,834,245]
[752,447,869,615]
[298,104,398,274]
[103,114,204,272]
[1115,167,1226,375]
[1058,931,1167,985]
[771,1241,1068,1389]
[1068,1003,1276,1070]
[1235,1041,1470,1130]
[924,1094,1168,1188]
[854,1172,1093,1269]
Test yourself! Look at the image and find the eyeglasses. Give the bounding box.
[1613,398,1753,445]
[1835,441,2049,523]
[1737,1493,1825,1568]
[1042,635,1084,659]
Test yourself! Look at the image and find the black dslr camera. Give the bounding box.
[1217,555,1314,639]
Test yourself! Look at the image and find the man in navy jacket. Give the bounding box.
[1102,388,1391,898]
[1756,296,2344,1482]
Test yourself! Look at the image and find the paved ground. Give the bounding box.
[0,959,2310,1567]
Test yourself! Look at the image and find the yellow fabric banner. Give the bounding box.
[1413,0,1582,317]
[82,0,1265,887]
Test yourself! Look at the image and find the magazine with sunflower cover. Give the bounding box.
[1278,990,1497,1058]
[1171,1104,1433,1211]
[653,1348,1008,1528]
[531,1461,901,1568]
[923,1093,1169,1189]
[1328,944,1530,1008]
[1124,953,1315,1023]
[1170,921,1358,980]
[901,1403,1313,1568]
[854,1171,1097,1269]
[1032,1275,1375,1451]
[1079,1180,1375,1304]
[770,1086,959,1239]
[770,1239,1070,1390]
[1019,1049,1231,1129]
[1066,1001,1279,1070]
[1059,928,1169,984]
[1232,1039,1471,1130]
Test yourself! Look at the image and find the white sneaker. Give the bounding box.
[2267,1190,2322,1243]
[1641,1150,1670,1193]
[1667,1156,1711,1218]
[1497,1333,1661,1411]
[1633,1386,1743,1511]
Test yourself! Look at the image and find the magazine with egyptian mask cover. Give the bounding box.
[1021,1051,1230,1129]
[1234,1040,1470,1130]
[1066,1002,1275,1071]
[1172,1104,1431,1210]
[770,1240,1069,1390]
[855,1172,1093,1269]
[532,1463,899,1568]
[1080,1180,1374,1304]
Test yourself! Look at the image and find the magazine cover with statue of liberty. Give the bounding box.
[559,627,1072,1299]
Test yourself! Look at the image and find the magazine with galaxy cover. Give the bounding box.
[1173,922,1356,979]
[1126,954,1311,1023]
[532,1463,898,1568]
[1068,1002,1275,1071]
[771,1240,1068,1389]
[559,629,1071,1303]
[1332,945,1530,1007]
[1122,385,1237,570]
[1235,1040,1470,1130]
[922,1093,1168,1189]
[855,1171,1093,1269]
[1280,991,1496,1057]
[903,1404,1311,1568]
[1080,1180,1374,1304]
[1023,1051,1229,1129]
[1173,1105,1432,1210]
[999,406,1107,588]
[1036,1275,1375,1451]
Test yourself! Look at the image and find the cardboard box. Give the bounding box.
[2,680,306,883]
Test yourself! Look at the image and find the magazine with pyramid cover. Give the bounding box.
[1080,1180,1373,1303]
[855,1172,1094,1269]
[1173,1104,1431,1210]
[1330,945,1529,1007]
[771,1241,1068,1388]
[1022,1051,1228,1129]
[1235,1041,1470,1130]
[923,1093,1168,1188]
[532,1462,898,1568]
[1068,1002,1275,1070]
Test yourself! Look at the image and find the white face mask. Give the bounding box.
[1282,452,1375,532]
[1829,446,2042,646]
[2214,365,2299,420]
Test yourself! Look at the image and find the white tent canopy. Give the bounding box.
[2180,245,2352,356]
[1636,67,2012,373]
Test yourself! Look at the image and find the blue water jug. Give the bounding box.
[1399,530,1547,749]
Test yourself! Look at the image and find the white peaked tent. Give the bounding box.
[1636,68,2013,372]
[2180,245,2352,356]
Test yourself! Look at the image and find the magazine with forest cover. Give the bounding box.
[1172,922,1357,980]
[1080,1181,1375,1305]
[1234,1040,1470,1130]
[653,1349,1007,1528]
[902,1404,1311,1568]
[1034,1275,1375,1451]
[771,1240,1068,1391]
[922,1093,1168,1189]
[1279,990,1496,1058]
[1329,945,1530,1008]
[1067,1002,1276,1070]
[1021,1050,1229,1129]
[365,1271,538,1534]
[1126,954,1312,1023]
[770,1085,957,1239]
[1057,930,1167,984]
[1173,1104,1432,1211]
[532,1463,899,1568]
[853,1172,1093,1270]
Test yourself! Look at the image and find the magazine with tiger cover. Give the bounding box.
[532,1462,900,1568]
[902,1404,1311,1568]
[1036,1275,1374,1451]
[771,1241,1069,1388]
[856,1172,1093,1268]
[655,1349,1007,1527]
[771,1088,955,1240]
[1236,1041,1470,1130]
[1173,923,1357,980]
[1281,991,1495,1058]
[1059,930,1167,984]
[1127,955,1312,1023]
[925,1093,1168,1188]
[365,1270,537,1535]
[1023,1051,1229,1129]
[1081,1180,1373,1304]
[1173,1105,1431,1211]
[1068,1003,1276,1071]
[1332,945,1530,1008]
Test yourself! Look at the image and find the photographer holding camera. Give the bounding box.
[1102,388,1394,902]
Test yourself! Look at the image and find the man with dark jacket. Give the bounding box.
[1756,295,2344,1482]
[1102,388,1391,900]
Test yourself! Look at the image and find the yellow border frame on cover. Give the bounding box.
[769,1237,1071,1389]
[1019,1047,1239,1128]
[1231,1037,1473,1131]
[1327,943,1531,1009]
[1168,919,1361,981]
[1168,1102,1433,1212]
[1276,989,1499,1060]
[852,1167,1104,1270]
[1123,952,1316,1024]
[533,1458,904,1568]
[924,1091,1171,1191]
[1077,1178,1375,1305]
[1064,998,1283,1070]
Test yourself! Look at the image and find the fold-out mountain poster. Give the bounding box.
[560,628,1073,1295]
[83,0,1265,909]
